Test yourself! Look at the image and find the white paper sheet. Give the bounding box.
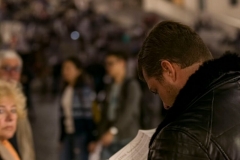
[109,129,155,160]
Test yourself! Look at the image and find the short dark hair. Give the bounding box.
[65,56,83,70]
[64,56,92,87]
[106,51,128,61]
[138,21,212,81]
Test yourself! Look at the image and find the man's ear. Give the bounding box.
[161,60,176,82]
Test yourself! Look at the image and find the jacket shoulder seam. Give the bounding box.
[210,137,230,160]
[162,127,211,159]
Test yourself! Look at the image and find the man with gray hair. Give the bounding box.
[0,49,35,160]
[0,50,22,82]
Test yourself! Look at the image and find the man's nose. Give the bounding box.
[163,103,170,110]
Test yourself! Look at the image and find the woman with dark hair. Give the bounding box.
[59,57,96,160]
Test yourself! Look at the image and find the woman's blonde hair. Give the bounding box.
[0,80,26,118]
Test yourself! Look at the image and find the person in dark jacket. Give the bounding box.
[138,21,240,159]
[60,57,96,160]
[99,51,142,159]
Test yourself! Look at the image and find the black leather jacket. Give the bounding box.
[149,53,240,160]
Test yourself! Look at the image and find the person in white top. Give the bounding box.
[59,56,96,160]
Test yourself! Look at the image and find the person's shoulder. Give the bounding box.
[159,124,197,138]
[150,124,209,159]
[152,125,199,152]
[154,120,208,148]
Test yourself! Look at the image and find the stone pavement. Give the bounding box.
[30,93,59,160]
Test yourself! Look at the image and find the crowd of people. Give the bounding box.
[0,48,162,160]
[0,0,164,160]
[0,0,240,160]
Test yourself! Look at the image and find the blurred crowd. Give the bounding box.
[0,0,163,160]
[194,16,240,57]
[0,0,159,94]
[0,0,240,160]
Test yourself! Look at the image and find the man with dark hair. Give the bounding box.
[98,51,142,159]
[138,21,240,159]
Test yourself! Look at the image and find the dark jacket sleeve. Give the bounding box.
[113,80,142,134]
[149,128,209,160]
[97,96,110,138]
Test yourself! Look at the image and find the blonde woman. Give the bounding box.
[0,80,26,160]
[0,49,35,160]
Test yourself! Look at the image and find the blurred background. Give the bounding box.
[0,0,240,160]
